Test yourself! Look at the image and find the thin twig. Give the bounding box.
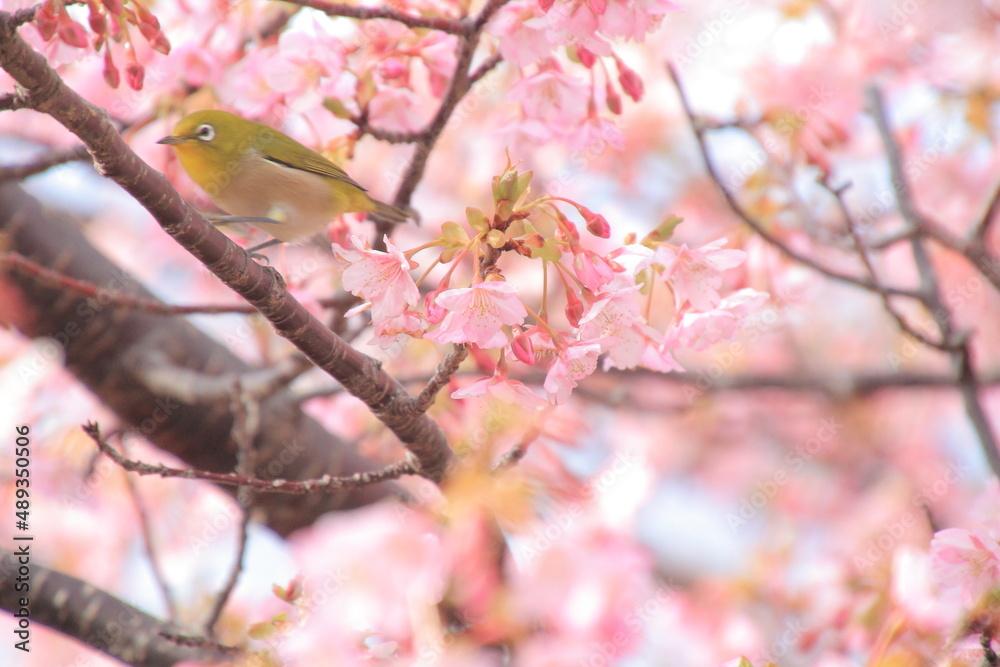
[492,419,547,472]
[382,0,508,246]
[667,63,922,300]
[0,91,28,111]
[470,52,503,84]
[973,180,1000,244]
[956,345,1000,478]
[85,422,417,493]
[1,252,355,314]
[122,445,179,622]
[822,176,956,350]
[205,381,258,638]
[0,144,90,181]
[283,0,469,34]
[407,344,469,415]
[867,85,1000,479]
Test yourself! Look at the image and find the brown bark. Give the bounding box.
[0,182,394,536]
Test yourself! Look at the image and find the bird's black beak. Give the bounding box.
[157,135,186,145]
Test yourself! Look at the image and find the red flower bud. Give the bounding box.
[565,289,585,328]
[582,208,610,238]
[125,60,144,90]
[88,6,107,37]
[615,56,644,102]
[58,17,89,49]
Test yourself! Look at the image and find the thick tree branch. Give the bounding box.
[0,13,454,482]
[0,548,235,666]
[0,182,394,535]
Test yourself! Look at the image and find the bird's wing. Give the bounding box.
[260,140,369,193]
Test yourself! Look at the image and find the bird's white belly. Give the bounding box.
[213,152,343,243]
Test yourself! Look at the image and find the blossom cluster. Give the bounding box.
[332,161,768,408]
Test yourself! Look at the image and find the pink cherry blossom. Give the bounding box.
[489,1,556,66]
[656,238,748,311]
[452,371,546,411]
[368,86,423,132]
[334,235,420,322]
[931,526,1000,604]
[668,288,770,351]
[429,281,528,349]
[544,339,604,403]
[371,310,426,349]
[578,287,660,369]
[264,29,345,109]
[508,70,590,130]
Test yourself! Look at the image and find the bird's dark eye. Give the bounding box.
[196,124,216,141]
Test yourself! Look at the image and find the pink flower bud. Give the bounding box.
[539,0,555,12]
[565,289,584,328]
[58,17,89,49]
[103,48,120,88]
[605,81,622,115]
[101,0,123,14]
[581,207,610,238]
[615,56,644,102]
[511,330,536,365]
[138,22,171,54]
[35,4,58,41]
[424,285,448,325]
[88,6,107,37]
[577,47,596,69]
[586,0,607,14]
[125,60,144,90]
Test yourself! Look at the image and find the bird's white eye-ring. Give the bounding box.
[196,124,216,142]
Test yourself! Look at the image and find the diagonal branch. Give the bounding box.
[0,12,454,482]
[867,84,1000,479]
[0,547,236,666]
[0,144,91,181]
[668,63,922,300]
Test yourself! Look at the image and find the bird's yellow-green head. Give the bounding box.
[158,109,411,243]
[157,110,271,190]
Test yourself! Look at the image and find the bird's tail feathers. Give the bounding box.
[370,199,419,225]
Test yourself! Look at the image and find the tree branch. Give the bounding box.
[668,63,922,300]
[0,548,235,666]
[85,422,419,493]
[0,144,91,181]
[0,13,454,482]
[0,182,393,535]
[284,0,469,34]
